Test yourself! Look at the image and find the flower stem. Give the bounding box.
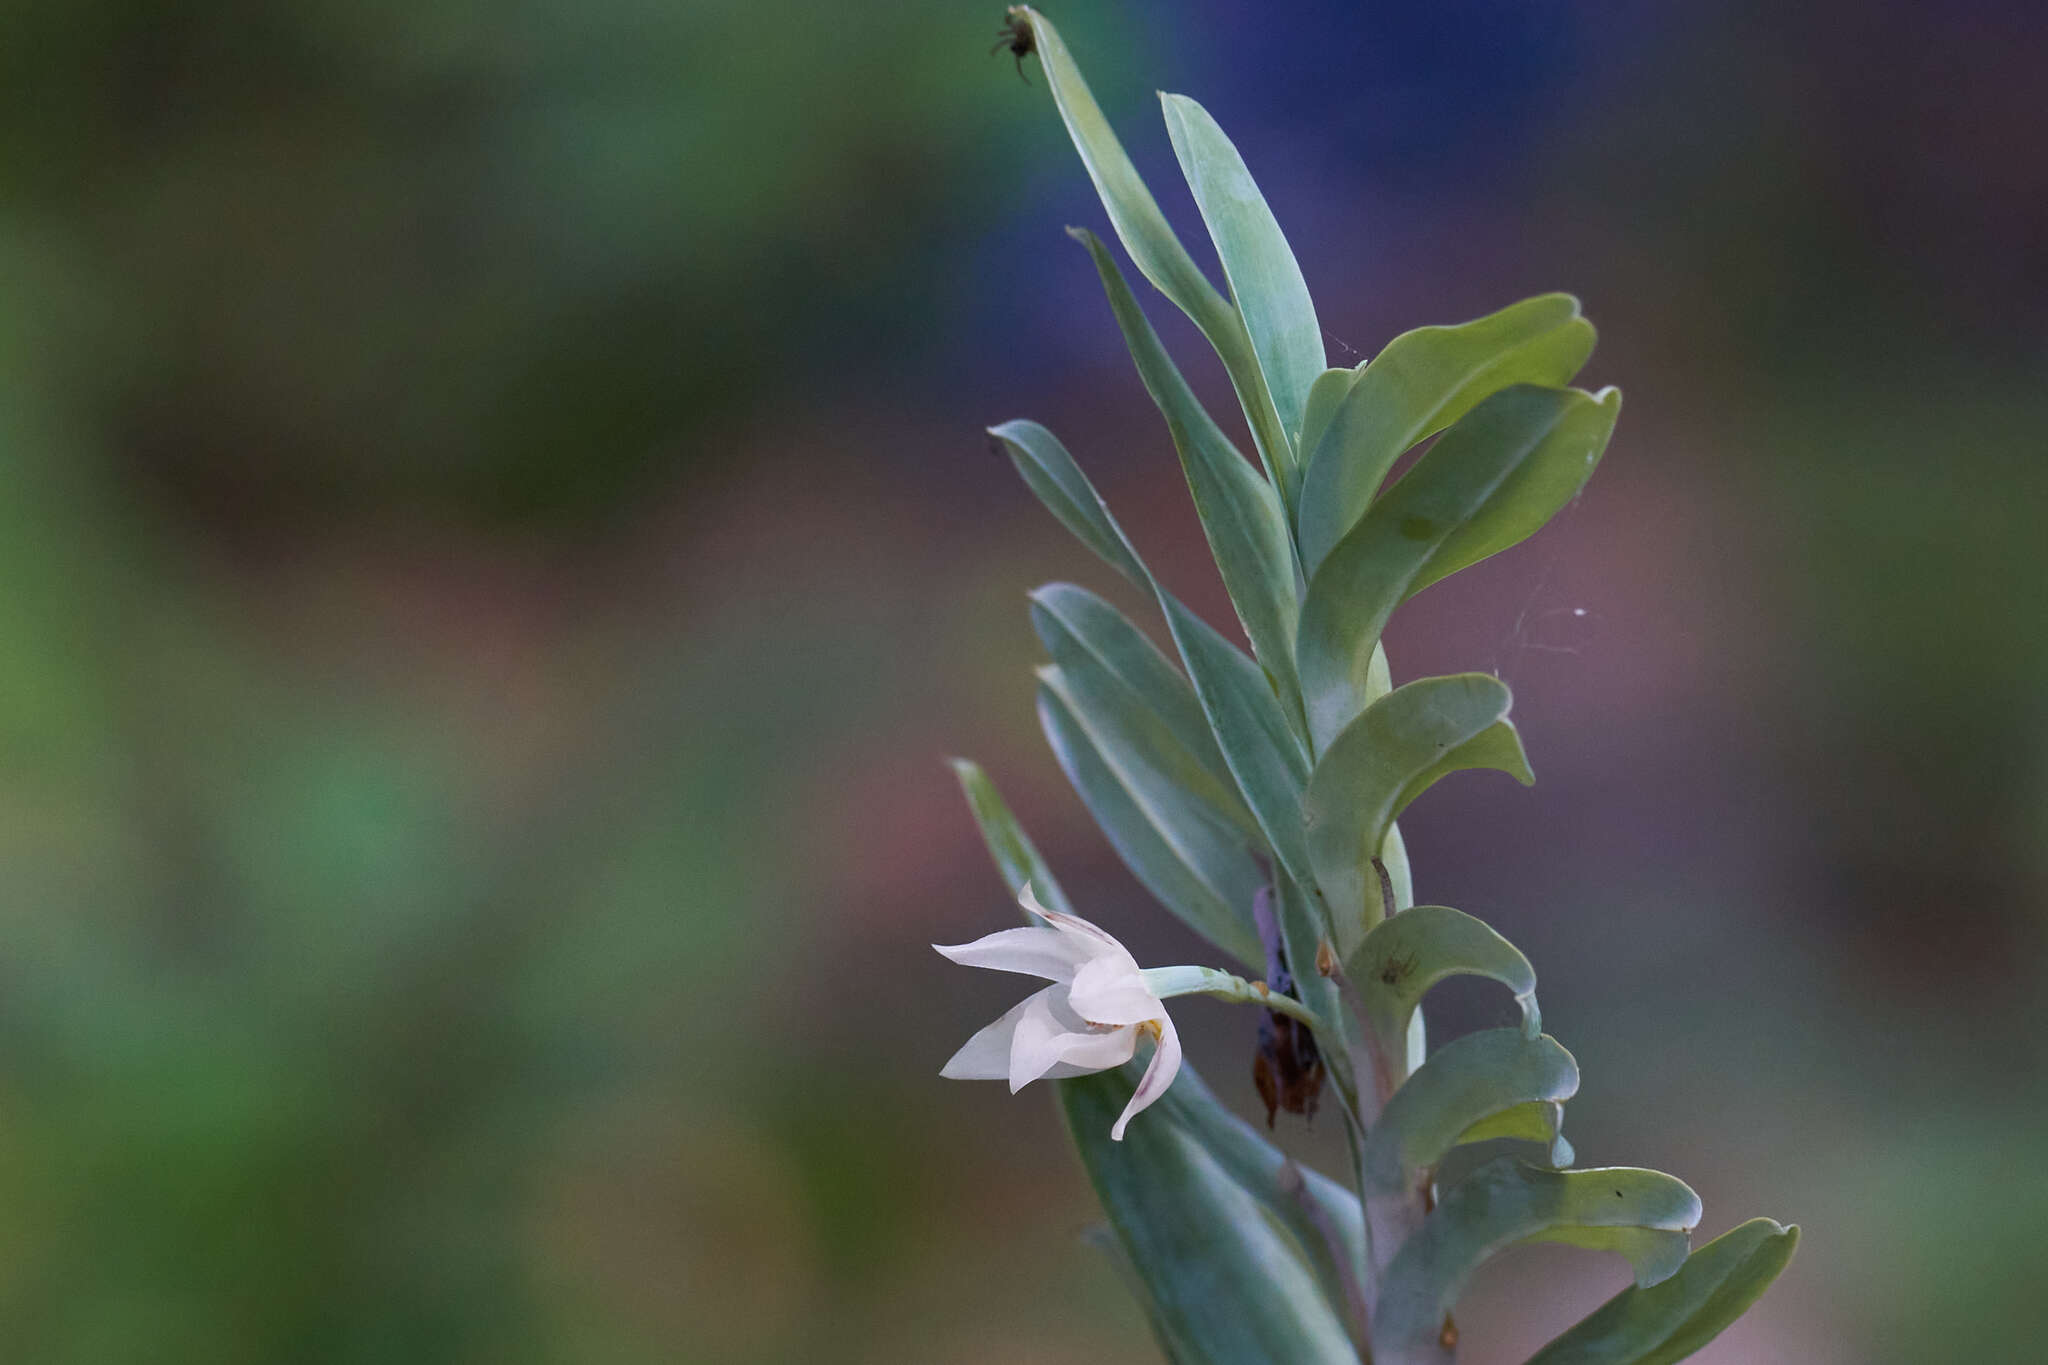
[1139,964,1323,1030]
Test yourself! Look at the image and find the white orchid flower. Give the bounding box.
[935,884,1182,1141]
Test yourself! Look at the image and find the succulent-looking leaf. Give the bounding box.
[1302,673,1534,955]
[986,419,1323,900]
[1029,582,1237,804]
[989,419,1148,588]
[1455,1099,1572,1165]
[1296,384,1620,749]
[1160,92,1325,469]
[1362,1030,1579,1199]
[1350,905,1540,1082]
[1158,594,1320,898]
[1165,1063,1367,1300]
[947,757,1076,917]
[1037,673,1266,966]
[1020,7,1292,490]
[1297,294,1599,574]
[1299,367,1363,479]
[1375,1160,1702,1359]
[1063,1063,1363,1365]
[1070,228,1305,714]
[1524,1217,1801,1365]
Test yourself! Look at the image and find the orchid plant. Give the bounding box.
[937,9,1797,1364]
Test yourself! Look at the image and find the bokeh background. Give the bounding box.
[3,0,2043,1360]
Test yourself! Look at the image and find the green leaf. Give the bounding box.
[1162,1063,1368,1299]
[1020,9,1234,359]
[1062,1064,1363,1365]
[1020,8,1292,492]
[1525,1218,1801,1365]
[1159,595,1319,900]
[1296,384,1621,748]
[1070,227,1305,711]
[1029,582,1238,805]
[1037,672,1266,967]
[1350,905,1540,1063]
[1299,367,1362,472]
[1160,93,1325,464]
[989,419,1148,588]
[986,419,1320,906]
[1302,674,1534,953]
[1297,294,1599,574]
[946,757,1076,918]
[1454,1100,1571,1163]
[1418,386,1622,599]
[1362,1030,1579,1199]
[1375,1160,1702,1357]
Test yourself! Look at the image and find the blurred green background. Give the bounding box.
[2,1,2043,1360]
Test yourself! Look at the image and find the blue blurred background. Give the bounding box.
[2,1,2043,1360]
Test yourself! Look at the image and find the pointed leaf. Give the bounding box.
[1020,9,1233,354]
[1062,1063,1363,1365]
[1299,367,1362,472]
[1350,904,1540,1057]
[1420,386,1621,598]
[1161,93,1325,462]
[1376,1160,1702,1357]
[989,419,1147,588]
[1030,582,1239,807]
[1362,1030,1579,1199]
[1020,8,1293,490]
[1524,1218,1801,1365]
[1302,674,1533,952]
[1297,384,1620,748]
[1071,227,1305,710]
[947,757,1076,917]
[1037,673,1266,966]
[1160,594,1320,901]
[1297,294,1599,574]
[986,420,1319,901]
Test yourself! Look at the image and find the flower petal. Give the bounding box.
[938,992,1038,1080]
[933,925,1091,981]
[1007,989,1074,1092]
[1007,989,1139,1091]
[1066,954,1163,1026]
[1019,883,1125,956]
[1111,1014,1183,1141]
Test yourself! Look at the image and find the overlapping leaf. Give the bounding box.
[1029,583,1242,812]
[1303,673,1533,955]
[1524,1217,1801,1365]
[1362,1029,1578,1200]
[1037,672,1265,966]
[1350,904,1540,1075]
[1375,1160,1702,1358]
[1070,228,1304,711]
[1296,384,1620,748]
[1297,294,1598,573]
[987,420,1320,899]
[1161,93,1325,474]
[1021,7,1292,487]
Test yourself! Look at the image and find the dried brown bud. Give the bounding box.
[1252,1002,1325,1128]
